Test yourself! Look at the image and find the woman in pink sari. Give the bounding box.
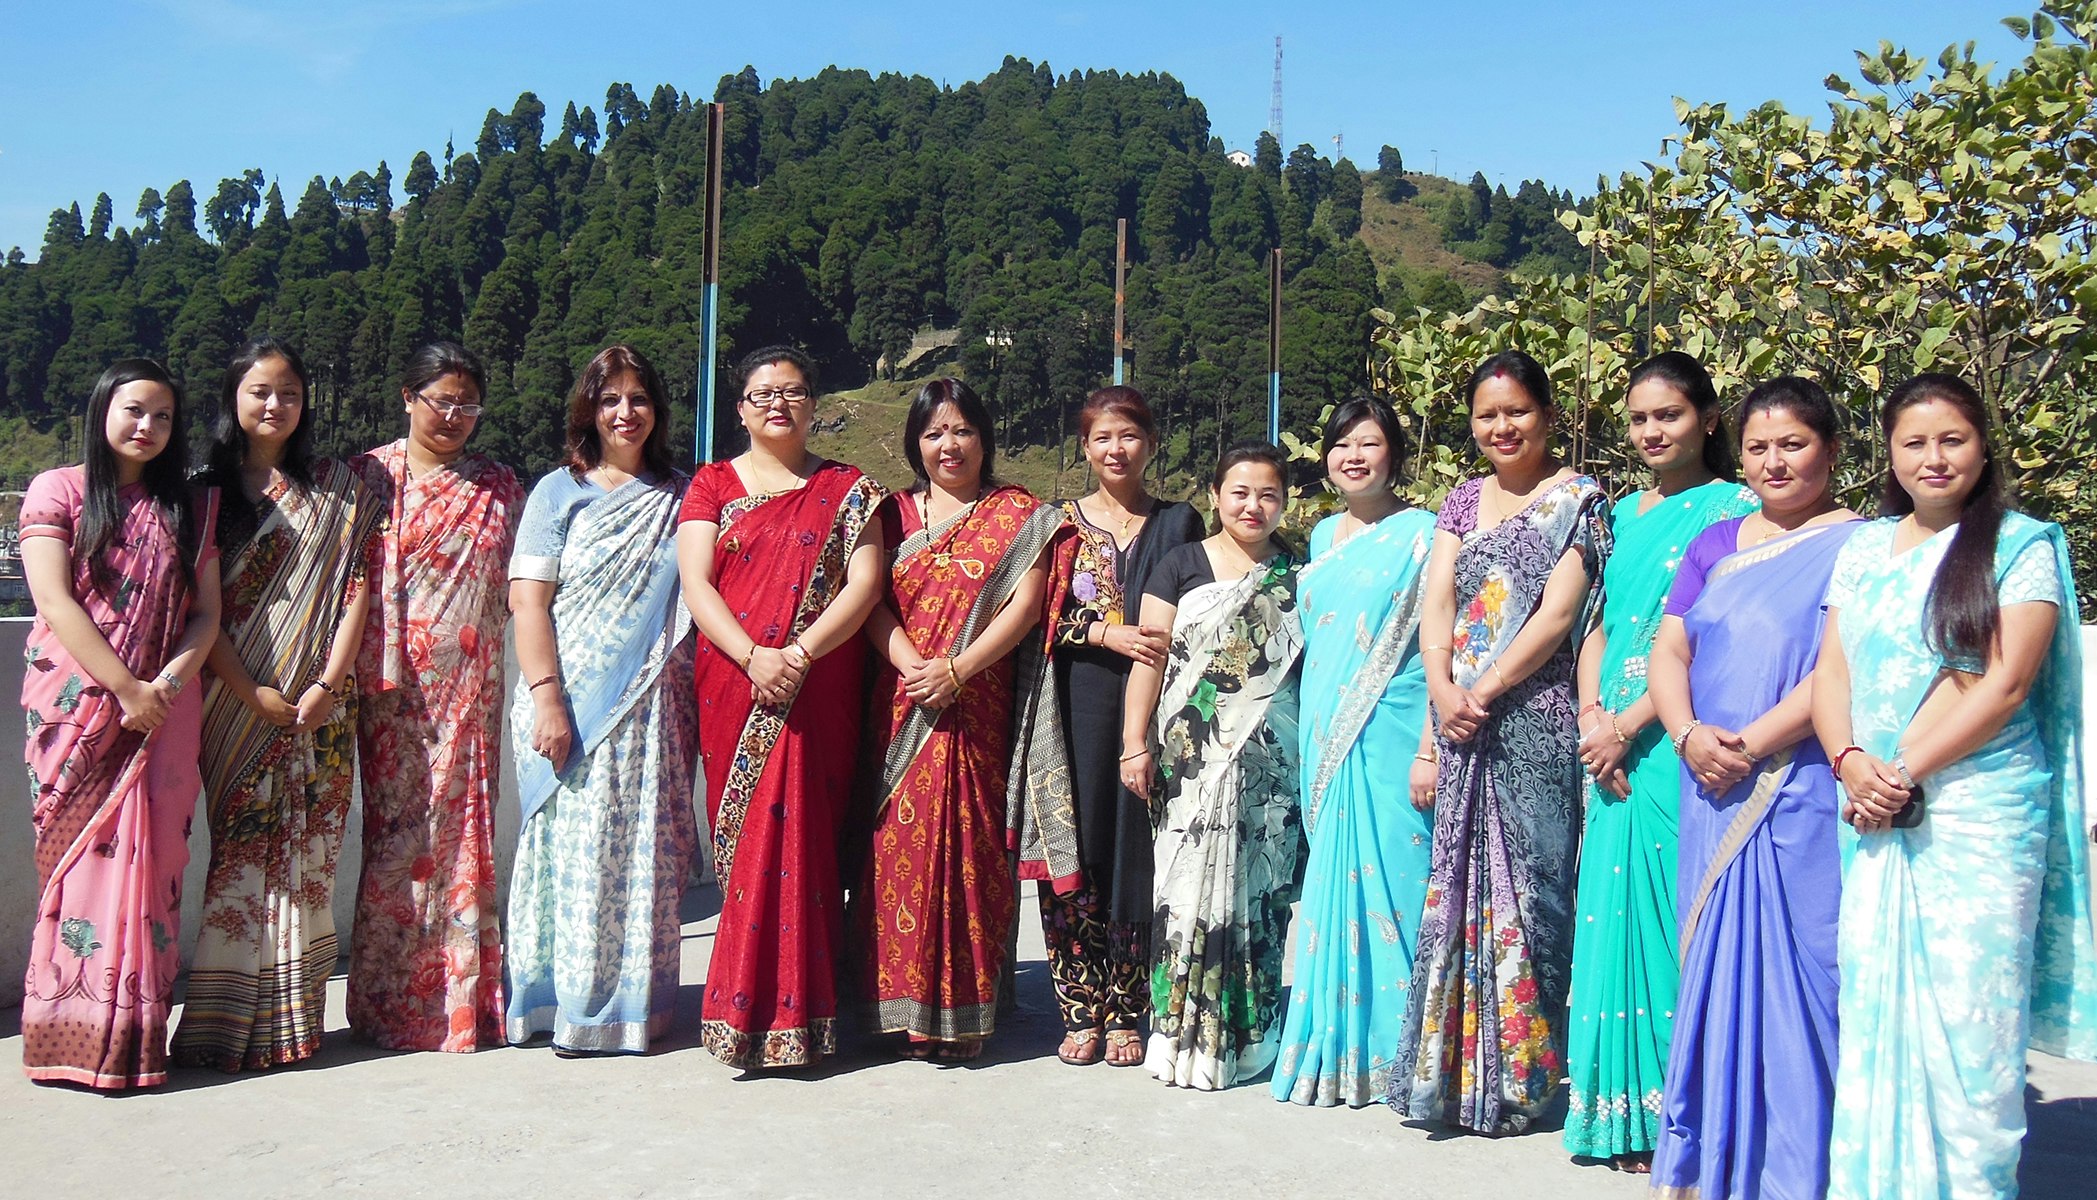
[19,358,221,1088]
[679,346,888,1070]
[348,341,522,1052]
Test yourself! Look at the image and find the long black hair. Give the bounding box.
[1320,395,1407,491]
[902,378,998,486]
[204,336,316,532]
[401,341,488,401]
[1464,349,1554,412]
[78,358,197,593]
[1626,350,1737,481]
[1879,373,2006,661]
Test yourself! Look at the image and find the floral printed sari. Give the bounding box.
[347,442,521,1052]
[849,484,1068,1043]
[19,467,216,1088]
[1824,514,2097,1199]
[1389,474,1609,1134]
[503,468,696,1054]
[686,459,884,1068]
[1147,552,1304,1090]
[172,458,380,1071]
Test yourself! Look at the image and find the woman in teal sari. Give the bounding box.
[1566,352,1755,1168]
[1272,397,1436,1108]
[504,345,697,1054]
[1814,373,2097,1199]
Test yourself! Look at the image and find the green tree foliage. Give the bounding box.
[1375,144,1412,200]
[1327,158,1364,238]
[0,65,1394,484]
[1350,2,2097,600]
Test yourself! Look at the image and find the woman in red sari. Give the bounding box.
[20,359,221,1088]
[679,346,888,1070]
[850,378,1071,1061]
[347,341,522,1053]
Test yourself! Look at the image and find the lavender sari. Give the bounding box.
[1651,517,1860,1200]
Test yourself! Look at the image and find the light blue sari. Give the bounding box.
[503,469,698,1053]
[1825,513,2097,1198]
[1272,507,1436,1107]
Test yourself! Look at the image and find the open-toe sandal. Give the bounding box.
[1057,1028,1103,1066]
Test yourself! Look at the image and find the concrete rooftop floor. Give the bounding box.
[4,882,2095,1200]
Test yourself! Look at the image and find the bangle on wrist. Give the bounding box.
[1491,662,1510,692]
[789,640,812,665]
[1832,744,1865,779]
[529,674,560,692]
[946,656,962,688]
[1120,748,1149,762]
[1671,719,1701,754]
[1609,713,1628,746]
[1578,701,1604,719]
[312,678,338,697]
[156,669,183,696]
[1414,752,1438,764]
[738,644,758,672]
[1420,644,1452,656]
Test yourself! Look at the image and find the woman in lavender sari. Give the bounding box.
[1646,379,1860,1199]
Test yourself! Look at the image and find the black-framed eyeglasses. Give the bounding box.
[414,391,485,419]
[742,386,811,409]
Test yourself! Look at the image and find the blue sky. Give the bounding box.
[0,1,2025,257]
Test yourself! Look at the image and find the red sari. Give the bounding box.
[346,443,521,1052]
[685,460,885,1069]
[850,484,1064,1042]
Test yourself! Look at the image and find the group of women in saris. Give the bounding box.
[18,332,2097,1200]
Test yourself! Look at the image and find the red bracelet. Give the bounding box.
[1831,744,1865,778]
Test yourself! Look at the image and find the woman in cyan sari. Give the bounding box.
[349,341,522,1053]
[1646,378,1861,1199]
[1814,373,2097,1200]
[1123,440,1303,1091]
[20,359,220,1089]
[679,346,887,1070]
[1566,352,1756,1168]
[172,337,380,1072]
[850,378,1070,1061]
[1391,350,1610,1134]
[1271,397,1436,1108]
[504,344,696,1055]
[1040,386,1201,1068]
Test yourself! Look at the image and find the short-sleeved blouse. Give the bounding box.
[1662,516,1748,619]
[508,469,630,584]
[20,465,219,567]
[1143,541,1219,607]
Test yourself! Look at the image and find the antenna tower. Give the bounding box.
[1269,36,1284,151]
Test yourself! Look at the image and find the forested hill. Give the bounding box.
[0,58,1582,482]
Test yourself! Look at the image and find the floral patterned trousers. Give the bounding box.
[1039,884,1147,1032]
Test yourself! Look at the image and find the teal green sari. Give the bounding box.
[1825,513,2097,1199]
[1564,480,1755,1158]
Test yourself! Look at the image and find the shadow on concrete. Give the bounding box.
[2022,1083,2097,1198]
[1398,1087,1570,1141]
[152,1030,419,1093]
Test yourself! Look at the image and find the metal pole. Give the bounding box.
[1267,248,1282,444]
[1112,218,1127,386]
[696,102,726,464]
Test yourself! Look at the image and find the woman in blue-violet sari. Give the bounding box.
[1813,372,2097,1199]
[1645,377,1861,1200]
[503,344,697,1055]
[1565,352,1756,1170]
[1271,396,1436,1108]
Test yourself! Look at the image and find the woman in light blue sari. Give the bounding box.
[1273,397,1436,1108]
[1647,378,1860,1200]
[504,345,697,1054]
[1814,373,2097,1198]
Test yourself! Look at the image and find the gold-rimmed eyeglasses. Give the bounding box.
[413,391,485,420]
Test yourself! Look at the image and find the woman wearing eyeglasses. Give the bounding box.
[346,341,523,1053]
[679,346,888,1070]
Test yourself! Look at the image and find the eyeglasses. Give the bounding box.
[414,391,484,420]
[742,386,811,409]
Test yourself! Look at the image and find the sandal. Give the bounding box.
[1103,1029,1144,1067]
[934,1040,984,1063]
[1057,1028,1103,1066]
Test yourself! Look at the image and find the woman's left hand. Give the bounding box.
[904,657,961,709]
[1120,748,1153,800]
[1408,755,1437,811]
[1577,714,1632,797]
[293,683,337,733]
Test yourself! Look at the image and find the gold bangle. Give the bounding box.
[789,640,813,664]
[1414,752,1438,764]
[738,644,757,672]
[1491,662,1509,691]
[946,656,962,688]
[1609,714,1628,746]
[1420,644,1452,655]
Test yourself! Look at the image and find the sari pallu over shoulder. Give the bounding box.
[510,472,692,828]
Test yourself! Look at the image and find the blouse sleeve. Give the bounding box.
[18,468,79,542]
[1435,479,1479,537]
[1663,519,1738,619]
[1998,536,2064,608]
[509,473,572,583]
[194,487,220,567]
[1143,543,1206,607]
[1822,536,1866,612]
[679,466,722,525]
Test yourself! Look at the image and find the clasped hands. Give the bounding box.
[114,674,181,733]
[897,651,963,711]
[1838,750,1912,834]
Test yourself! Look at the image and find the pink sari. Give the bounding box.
[347,443,521,1052]
[18,466,216,1088]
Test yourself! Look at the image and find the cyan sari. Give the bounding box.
[1565,481,1754,1157]
[1272,507,1436,1108]
[1650,517,1860,1200]
[503,469,697,1053]
[1825,513,2097,1199]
